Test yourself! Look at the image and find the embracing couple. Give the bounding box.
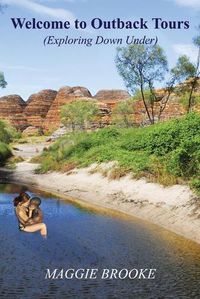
[13,192,47,237]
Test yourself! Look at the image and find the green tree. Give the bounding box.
[112,99,135,127]
[187,26,200,112]
[116,44,168,124]
[158,55,196,119]
[61,99,99,131]
[0,72,7,88]
[172,25,200,113]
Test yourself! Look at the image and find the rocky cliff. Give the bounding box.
[43,86,93,131]
[0,86,129,132]
[94,89,130,109]
[133,79,200,124]
[24,89,57,128]
[43,87,130,131]
[1,80,200,133]
[0,95,27,130]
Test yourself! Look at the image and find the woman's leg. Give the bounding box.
[23,223,47,236]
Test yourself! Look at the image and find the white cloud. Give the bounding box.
[172,43,198,62]
[2,0,76,21]
[170,0,200,9]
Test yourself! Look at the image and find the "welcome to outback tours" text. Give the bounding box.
[11,17,190,30]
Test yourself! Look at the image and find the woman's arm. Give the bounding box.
[25,208,35,224]
[28,209,33,218]
[16,208,29,225]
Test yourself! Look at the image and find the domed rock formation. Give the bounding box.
[43,86,93,131]
[24,89,57,128]
[94,89,131,109]
[0,95,27,130]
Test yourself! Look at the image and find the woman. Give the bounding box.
[14,192,47,237]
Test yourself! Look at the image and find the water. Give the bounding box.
[1,183,200,299]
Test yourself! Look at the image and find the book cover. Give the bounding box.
[0,0,200,298]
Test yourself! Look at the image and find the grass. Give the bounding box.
[0,142,12,166]
[5,156,24,169]
[0,119,20,165]
[16,135,47,145]
[36,112,200,192]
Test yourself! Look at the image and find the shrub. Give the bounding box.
[190,178,200,193]
[167,138,200,178]
[36,112,200,193]
[0,142,12,165]
[112,100,135,128]
[0,120,20,143]
[61,99,99,131]
[94,127,120,139]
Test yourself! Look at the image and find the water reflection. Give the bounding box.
[0,183,200,299]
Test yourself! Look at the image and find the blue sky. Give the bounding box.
[0,0,199,100]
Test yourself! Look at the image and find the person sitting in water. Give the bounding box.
[14,192,47,237]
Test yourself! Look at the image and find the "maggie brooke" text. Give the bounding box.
[45,268,157,280]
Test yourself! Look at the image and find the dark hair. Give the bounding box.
[13,192,30,207]
[30,197,41,207]
[13,196,22,207]
[20,192,31,203]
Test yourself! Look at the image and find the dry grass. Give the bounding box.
[107,167,128,180]
[6,155,24,169]
[60,162,78,173]
[88,163,128,180]
[30,155,43,163]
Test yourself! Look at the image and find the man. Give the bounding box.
[27,197,43,225]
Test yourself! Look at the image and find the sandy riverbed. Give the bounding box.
[4,158,200,245]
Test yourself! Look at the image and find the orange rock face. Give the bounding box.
[43,86,93,131]
[43,87,131,131]
[133,97,186,125]
[94,89,131,110]
[1,80,200,133]
[24,89,57,128]
[0,95,27,130]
